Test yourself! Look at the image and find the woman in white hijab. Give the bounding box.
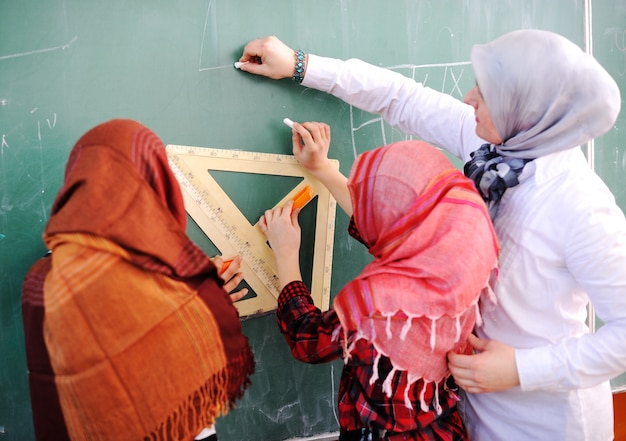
[238,29,624,440]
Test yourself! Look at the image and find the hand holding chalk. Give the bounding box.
[234,61,249,69]
[219,259,233,275]
[283,118,295,129]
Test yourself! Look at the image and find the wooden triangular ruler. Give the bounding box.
[166,144,338,317]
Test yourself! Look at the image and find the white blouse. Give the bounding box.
[303,54,626,440]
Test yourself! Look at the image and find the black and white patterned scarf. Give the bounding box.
[464,143,531,220]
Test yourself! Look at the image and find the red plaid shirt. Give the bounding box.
[275,219,467,440]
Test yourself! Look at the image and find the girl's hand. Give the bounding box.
[258,200,302,288]
[291,121,332,176]
[213,255,248,302]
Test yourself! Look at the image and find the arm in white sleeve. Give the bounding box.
[516,183,626,392]
[302,54,484,162]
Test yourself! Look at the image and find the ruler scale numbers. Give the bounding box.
[166,145,337,317]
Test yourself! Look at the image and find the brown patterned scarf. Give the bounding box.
[39,119,254,440]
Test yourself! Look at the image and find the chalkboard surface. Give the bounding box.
[590,1,626,393]
[1,0,624,439]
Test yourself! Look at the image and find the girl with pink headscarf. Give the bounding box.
[260,121,498,440]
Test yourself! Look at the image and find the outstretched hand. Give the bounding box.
[238,36,296,80]
[447,334,520,393]
[213,255,248,302]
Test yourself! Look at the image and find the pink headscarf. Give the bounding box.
[334,141,498,400]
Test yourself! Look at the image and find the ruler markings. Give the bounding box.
[166,144,338,316]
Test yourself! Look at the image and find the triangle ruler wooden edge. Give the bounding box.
[166,144,338,317]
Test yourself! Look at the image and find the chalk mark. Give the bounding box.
[198,0,212,71]
[0,35,78,62]
[614,29,626,77]
[36,120,49,222]
[198,0,224,72]
[347,61,471,159]
[330,363,339,425]
[197,0,234,72]
[47,113,57,129]
[1,135,8,154]
[446,67,465,97]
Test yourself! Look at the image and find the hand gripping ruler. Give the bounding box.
[166,144,338,317]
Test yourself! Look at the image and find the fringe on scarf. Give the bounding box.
[335,268,498,416]
[143,353,254,441]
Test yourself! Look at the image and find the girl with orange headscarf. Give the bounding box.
[22,119,255,441]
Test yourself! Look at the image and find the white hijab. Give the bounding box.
[471,29,621,159]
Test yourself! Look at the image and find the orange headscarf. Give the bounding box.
[334,141,498,405]
[42,119,254,441]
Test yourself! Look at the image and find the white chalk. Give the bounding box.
[234,61,248,69]
[283,118,295,129]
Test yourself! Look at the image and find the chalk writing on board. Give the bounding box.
[198,0,229,72]
[347,62,471,158]
[0,36,78,61]
[613,29,626,76]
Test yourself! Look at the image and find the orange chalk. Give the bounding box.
[291,185,314,210]
[219,259,233,275]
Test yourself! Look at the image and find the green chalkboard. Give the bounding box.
[590,1,626,393]
[1,0,624,440]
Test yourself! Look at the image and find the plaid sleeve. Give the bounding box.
[348,216,367,245]
[276,280,343,364]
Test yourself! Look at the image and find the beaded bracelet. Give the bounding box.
[292,49,306,84]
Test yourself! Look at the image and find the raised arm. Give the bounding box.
[238,36,483,162]
[290,121,352,216]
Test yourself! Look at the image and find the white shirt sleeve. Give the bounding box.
[302,54,484,162]
[515,171,626,391]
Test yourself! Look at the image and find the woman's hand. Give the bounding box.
[258,200,302,288]
[213,255,248,302]
[238,36,296,80]
[447,334,520,393]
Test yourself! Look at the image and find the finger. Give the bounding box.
[291,207,301,225]
[283,199,295,213]
[213,255,224,268]
[301,121,319,133]
[463,385,486,394]
[322,123,331,141]
[263,208,275,221]
[292,129,306,157]
[229,288,249,303]
[448,363,476,387]
[258,215,267,233]
[468,334,489,352]
[447,350,460,366]
[223,271,245,293]
[455,379,483,394]
[302,122,326,144]
[220,255,241,280]
[296,123,314,144]
[447,351,472,370]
